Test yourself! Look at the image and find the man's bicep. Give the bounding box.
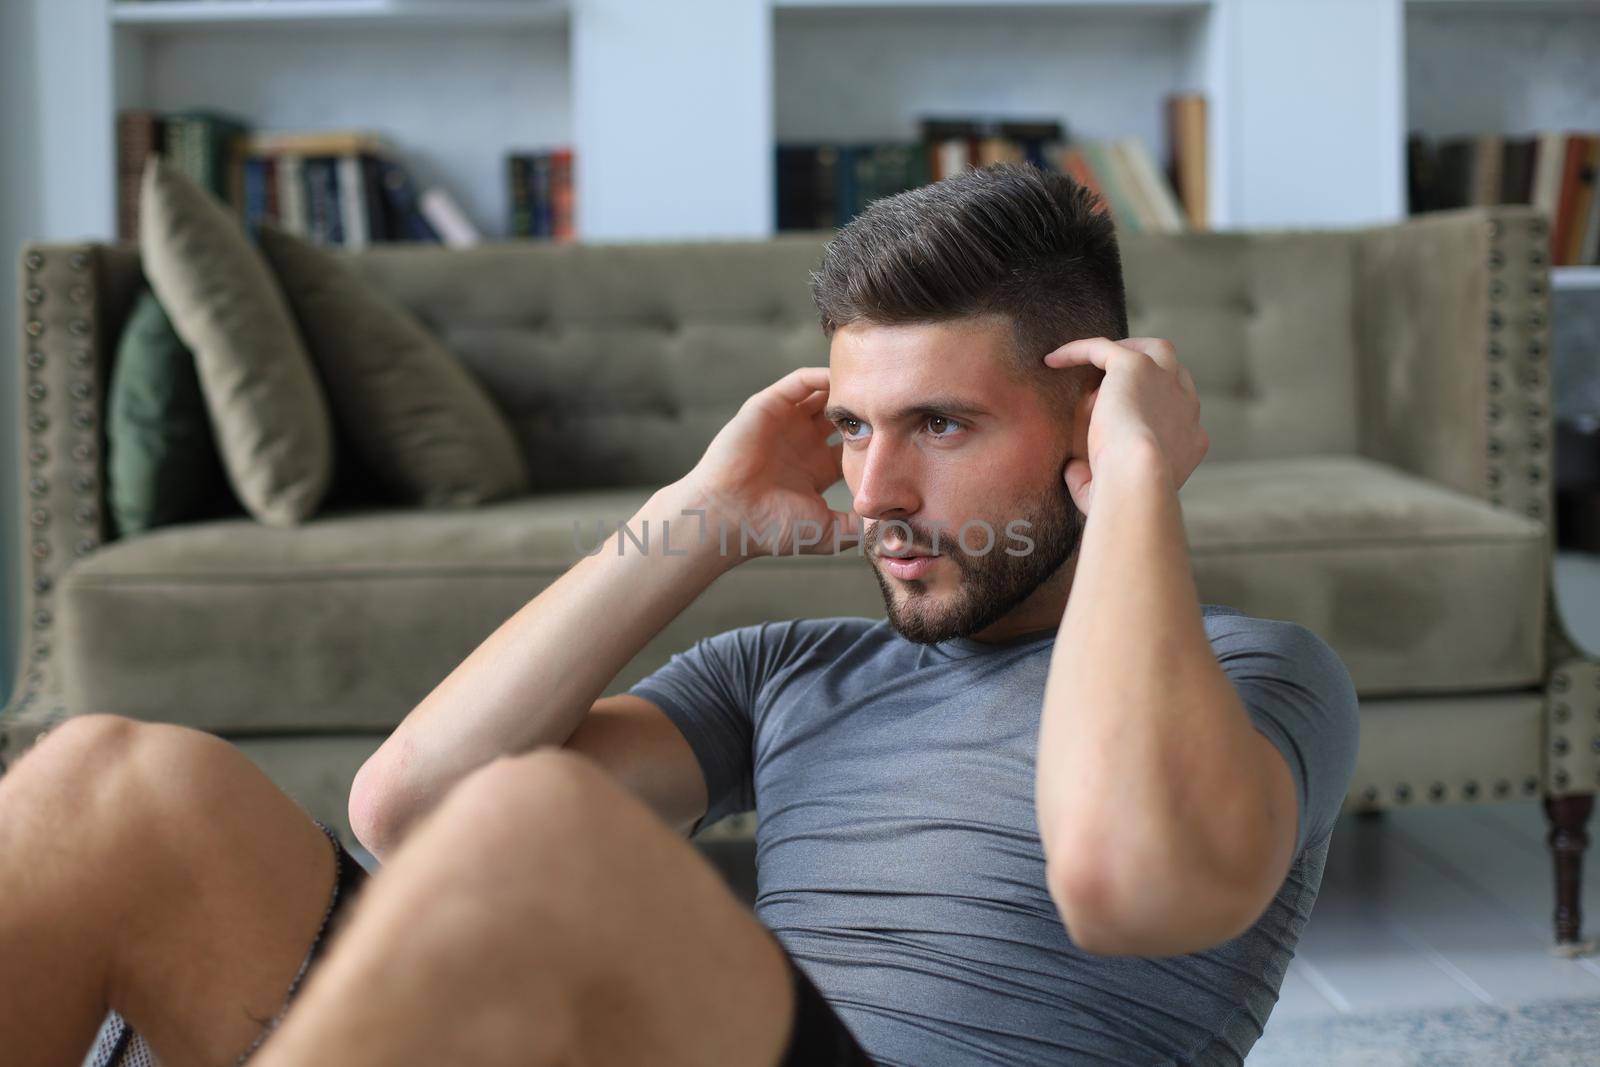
[622,628,763,837]
[563,694,711,838]
[1214,618,1361,858]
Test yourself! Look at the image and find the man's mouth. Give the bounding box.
[876,548,940,580]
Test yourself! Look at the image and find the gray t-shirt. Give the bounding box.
[628,604,1360,1066]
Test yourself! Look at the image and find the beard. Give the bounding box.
[866,476,1085,645]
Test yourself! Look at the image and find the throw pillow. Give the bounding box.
[106,286,242,537]
[255,221,530,508]
[139,155,334,526]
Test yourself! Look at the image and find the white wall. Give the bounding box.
[1407,6,1600,139]
[1226,0,1404,229]
[573,0,772,240]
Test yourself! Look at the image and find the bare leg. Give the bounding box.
[254,746,798,1067]
[0,714,339,1067]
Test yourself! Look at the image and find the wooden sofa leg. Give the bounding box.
[1543,792,1596,956]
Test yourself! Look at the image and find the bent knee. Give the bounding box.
[434,746,622,844]
[5,714,260,841]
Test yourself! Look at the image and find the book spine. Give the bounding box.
[279,155,309,237]
[262,156,279,223]
[337,154,368,250]
[1567,136,1600,266]
[361,155,390,242]
[509,154,532,237]
[377,158,440,242]
[1554,133,1587,266]
[116,110,161,242]
[418,187,481,248]
[552,148,575,242]
[243,157,266,238]
[533,152,552,238]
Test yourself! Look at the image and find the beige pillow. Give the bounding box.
[256,222,530,508]
[139,156,333,526]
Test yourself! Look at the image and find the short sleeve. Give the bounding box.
[1205,611,1361,859]
[627,624,769,836]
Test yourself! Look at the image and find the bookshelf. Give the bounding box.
[1405,0,1600,290]
[109,1,568,29]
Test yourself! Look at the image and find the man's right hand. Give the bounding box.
[681,366,864,561]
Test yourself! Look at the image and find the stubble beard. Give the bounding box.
[867,479,1085,645]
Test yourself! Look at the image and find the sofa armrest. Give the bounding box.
[1355,206,1600,797]
[1353,205,1555,531]
[3,241,143,762]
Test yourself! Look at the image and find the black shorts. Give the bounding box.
[775,936,879,1066]
[90,821,876,1066]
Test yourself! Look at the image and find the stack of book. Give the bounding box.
[116,109,484,248]
[508,148,575,241]
[1408,130,1600,266]
[775,93,1206,234]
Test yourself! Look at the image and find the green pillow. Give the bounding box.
[140,155,335,526]
[256,222,530,508]
[107,287,241,537]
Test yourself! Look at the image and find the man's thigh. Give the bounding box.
[256,747,800,1067]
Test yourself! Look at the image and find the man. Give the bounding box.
[1,162,1358,1066]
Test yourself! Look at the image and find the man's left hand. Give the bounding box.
[1045,336,1209,515]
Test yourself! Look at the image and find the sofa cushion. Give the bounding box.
[54,455,1545,733]
[139,156,334,526]
[255,223,531,509]
[56,485,887,732]
[106,286,242,536]
[1177,454,1546,697]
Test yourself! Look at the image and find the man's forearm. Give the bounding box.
[1034,442,1271,950]
[351,478,736,852]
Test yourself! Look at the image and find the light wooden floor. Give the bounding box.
[1270,549,1600,1019]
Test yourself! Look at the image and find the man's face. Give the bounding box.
[826,315,1087,644]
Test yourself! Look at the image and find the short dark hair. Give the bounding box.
[809,162,1126,407]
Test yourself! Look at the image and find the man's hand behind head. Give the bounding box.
[680,366,865,562]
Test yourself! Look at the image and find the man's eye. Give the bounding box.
[839,418,868,439]
[925,415,962,437]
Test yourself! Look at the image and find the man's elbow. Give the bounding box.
[1048,856,1257,958]
[348,752,412,859]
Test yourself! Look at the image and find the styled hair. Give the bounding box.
[808,162,1127,406]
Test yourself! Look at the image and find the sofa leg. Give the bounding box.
[1543,792,1596,956]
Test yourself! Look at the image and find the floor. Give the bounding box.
[1254,550,1600,1020]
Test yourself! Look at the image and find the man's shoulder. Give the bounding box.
[1201,604,1357,701]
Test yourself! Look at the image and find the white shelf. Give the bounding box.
[775,0,1207,9]
[1553,267,1600,292]
[111,1,567,30]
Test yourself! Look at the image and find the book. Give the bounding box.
[1558,135,1596,265]
[301,156,345,246]
[419,186,481,248]
[1118,137,1187,232]
[1553,133,1588,266]
[277,154,309,237]
[376,158,441,243]
[116,109,165,242]
[549,147,575,241]
[337,154,369,250]
[1166,93,1207,229]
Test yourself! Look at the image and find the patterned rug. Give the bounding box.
[1246,996,1600,1066]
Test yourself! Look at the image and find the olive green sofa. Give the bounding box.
[5,204,1593,948]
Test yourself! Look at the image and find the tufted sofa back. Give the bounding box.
[297,228,1359,490]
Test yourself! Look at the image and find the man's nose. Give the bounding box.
[850,437,920,522]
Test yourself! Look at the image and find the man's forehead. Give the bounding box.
[827,318,1014,399]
